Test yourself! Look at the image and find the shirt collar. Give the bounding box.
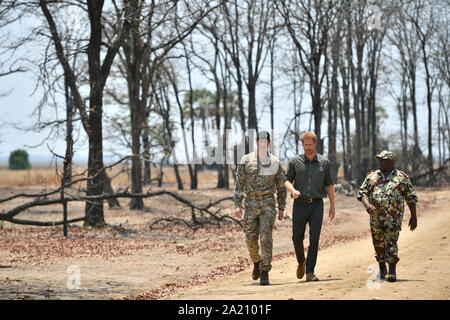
[302,153,318,162]
[251,151,271,166]
[257,151,271,167]
[378,168,396,179]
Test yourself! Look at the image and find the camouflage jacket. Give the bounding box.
[233,151,287,210]
[357,169,418,220]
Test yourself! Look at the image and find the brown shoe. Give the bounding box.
[306,273,319,282]
[296,261,306,279]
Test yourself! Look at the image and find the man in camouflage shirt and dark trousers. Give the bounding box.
[234,130,287,285]
[357,150,418,282]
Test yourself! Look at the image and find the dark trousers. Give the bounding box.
[292,199,324,274]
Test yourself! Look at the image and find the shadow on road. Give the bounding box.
[382,279,425,283]
[296,278,343,283]
[244,282,299,287]
[243,278,343,286]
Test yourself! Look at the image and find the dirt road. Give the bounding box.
[167,202,450,300]
[1,188,448,300]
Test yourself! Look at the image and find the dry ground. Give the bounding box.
[168,191,450,300]
[0,165,449,300]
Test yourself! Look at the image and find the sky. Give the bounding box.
[0,8,440,165]
[0,63,436,165]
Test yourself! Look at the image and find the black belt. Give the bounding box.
[295,197,321,203]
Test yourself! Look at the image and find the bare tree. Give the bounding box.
[219,0,276,132]
[0,0,27,80]
[152,65,184,190]
[327,3,344,181]
[409,0,438,173]
[388,1,422,175]
[39,0,130,226]
[365,1,395,170]
[193,10,242,188]
[219,0,245,132]
[432,4,450,167]
[105,0,213,202]
[275,0,337,154]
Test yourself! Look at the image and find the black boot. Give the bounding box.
[252,261,260,280]
[387,263,397,282]
[260,271,269,285]
[379,262,387,279]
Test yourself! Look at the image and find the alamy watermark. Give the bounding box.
[168,127,283,170]
[66,4,83,30]
[367,5,382,30]
[66,265,81,290]
[366,264,381,289]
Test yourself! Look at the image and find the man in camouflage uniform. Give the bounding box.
[357,150,418,282]
[234,130,287,285]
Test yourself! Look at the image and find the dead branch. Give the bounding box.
[410,158,450,186]
[0,189,239,229]
[148,217,194,229]
[3,216,85,226]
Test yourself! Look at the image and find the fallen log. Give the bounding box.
[0,190,239,229]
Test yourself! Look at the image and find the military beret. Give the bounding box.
[256,130,270,141]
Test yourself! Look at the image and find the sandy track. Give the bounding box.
[167,204,450,300]
[1,188,448,300]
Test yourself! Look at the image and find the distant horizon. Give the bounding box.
[0,150,443,167]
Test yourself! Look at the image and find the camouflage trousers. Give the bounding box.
[243,198,277,272]
[370,212,402,264]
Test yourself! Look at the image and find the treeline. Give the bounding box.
[0,1,448,227]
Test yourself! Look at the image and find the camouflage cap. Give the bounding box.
[375,150,396,161]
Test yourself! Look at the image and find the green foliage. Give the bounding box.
[182,88,217,119]
[182,88,241,122]
[8,149,31,170]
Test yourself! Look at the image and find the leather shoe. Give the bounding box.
[297,261,306,279]
[306,273,319,282]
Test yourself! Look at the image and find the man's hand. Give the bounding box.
[235,207,243,219]
[365,204,376,215]
[407,203,417,231]
[291,189,301,199]
[362,196,376,215]
[329,207,335,221]
[278,209,284,221]
[408,215,417,231]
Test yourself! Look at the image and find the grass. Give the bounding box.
[0,160,349,189]
[0,166,61,187]
[0,163,229,188]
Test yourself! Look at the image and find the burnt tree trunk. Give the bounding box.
[123,0,145,209]
[143,115,151,186]
[40,0,127,226]
[63,77,73,185]
[84,1,106,227]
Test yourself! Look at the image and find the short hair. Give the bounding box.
[256,130,271,142]
[301,131,317,143]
